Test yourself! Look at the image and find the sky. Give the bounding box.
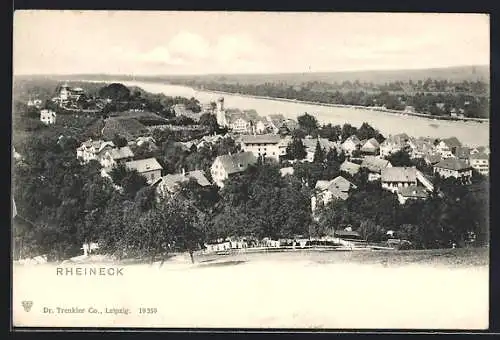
[13,11,490,76]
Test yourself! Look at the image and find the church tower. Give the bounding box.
[216,97,227,127]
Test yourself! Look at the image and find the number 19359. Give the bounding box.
[139,308,157,314]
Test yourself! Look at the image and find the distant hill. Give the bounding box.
[16,65,489,85]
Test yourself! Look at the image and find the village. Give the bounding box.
[13,81,490,262]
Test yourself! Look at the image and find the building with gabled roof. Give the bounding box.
[311,176,357,213]
[99,146,135,169]
[360,137,380,155]
[76,139,115,164]
[361,156,392,174]
[379,133,411,157]
[397,185,429,205]
[469,152,489,176]
[433,158,472,182]
[381,166,418,192]
[341,135,362,156]
[125,157,163,184]
[436,137,462,159]
[156,169,211,198]
[240,134,283,161]
[340,160,361,176]
[302,137,336,162]
[211,152,257,187]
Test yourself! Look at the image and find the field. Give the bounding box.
[13,247,488,329]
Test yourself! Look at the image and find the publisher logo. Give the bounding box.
[22,301,33,312]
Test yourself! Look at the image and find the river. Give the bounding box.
[100,80,490,147]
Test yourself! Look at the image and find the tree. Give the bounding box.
[286,137,307,160]
[313,140,325,163]
[387,149,412,167]
[112,134,128,148]
[199,113,219,133]
[297,113,318,135]
[98,83,131,101]
[121,171,148,199]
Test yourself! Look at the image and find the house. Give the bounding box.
[40,109,56,125]
[253,118,269,134]
[279,167,294,177]
[469,152,489,176]
[340,160,361,176]
[98,146,135,169]
[454,147,471,165]
[228,113,250,134]
[436,137,462,159]
[283,119,298,131]
[302,137,336,162]
[76,139,115,163]
[361,156,392,181]
[311,176,357,213]
[424,153,442,166]
[397,185,429,205]
[341,135,361,156]
[156,169,210,198]
[266,114,286,133]
[211,152,257,188]
[433,158,472,182]
[471,146,490,156]
[379,133,411,157]
[360,138,380,155]
[240,134,283,161]
[102,117,148,141]
[125,158,163,184]
[381,166,418,193]
[409,137,435,159]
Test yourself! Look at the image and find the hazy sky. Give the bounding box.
[13,11,490,75]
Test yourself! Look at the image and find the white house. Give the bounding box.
[40,109,56,125]
[311,176,357,213]
[361,156,392,181]
[98,146,135,170]
[433,159,472,183]
[381,166,418,193]
[341,135,361,156]
[435,137,462,159]
[125,158,163,184]
[211,152,257,188]
[229,114,250,134]
[240,134,283,161]
[360,138,380,155]
[156,169,211,198]
[76,139,115,164]
[469,152,489,176]
[379,133,410,158]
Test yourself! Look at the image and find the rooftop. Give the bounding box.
[241,134,281,145]
[361,156,391,173]
[442,137,462,149]
[434,158,471,171]
[340,160,361,175]
[215,152,257,175]
[106,146,135,160]
[158,170,210,192]
[126,158,163,173]
[469,152,489,160]
[398,185,429,199]
[381,167,417,183]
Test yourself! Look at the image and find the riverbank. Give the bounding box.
[194,87,489,123]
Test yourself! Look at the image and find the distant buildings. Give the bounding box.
[211,152,257,187]
[379,133,411,158]
[76,139,115,164]
[125,158,163,184]
[40,109,56,125]
[360,138,380,155]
